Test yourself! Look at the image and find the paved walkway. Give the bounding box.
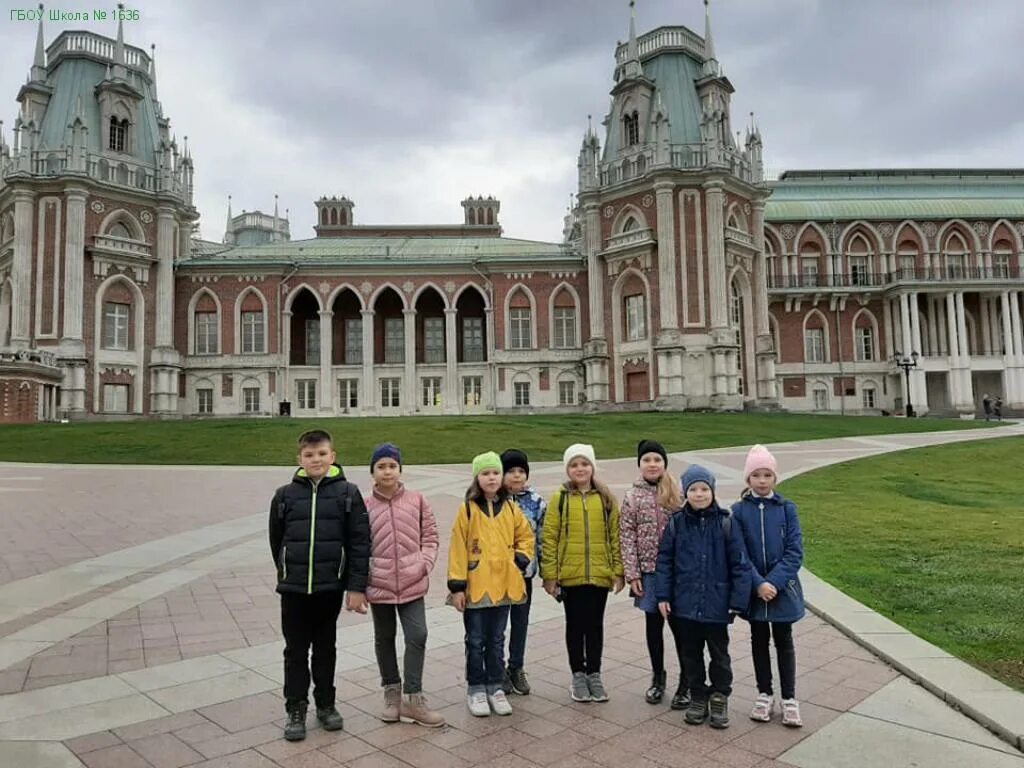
[0,423,1022,767]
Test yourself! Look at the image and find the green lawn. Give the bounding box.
[0,411,996,465]
[780,437,1024,691]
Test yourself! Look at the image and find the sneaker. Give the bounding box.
[684,697,708,725]
[781,698,803,727]
[670,681,690,711]
[508,667,531,696]
[708,692,730,729]
[315,705,344,731]
[586,672,609,703]
[401,692,446,728]
[750,692,774,723]
[570,671,592,702]
[501,667,513,695]
[645,671,667,705]
[283,702,307,741]
[488,689,513,716]
[467,691,490,717]
[380,684,401,723]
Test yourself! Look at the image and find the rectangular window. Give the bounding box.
[102,302,130,350]
[813,388,828,411]
[421,376,442,407]
[509,308,532,349]
[801,258,819,287]
[380,377,401,408]
[899,254,916,276]
[849,256,869,286]
[625,294,646,341]
[344,318,362,364]
[855,327,874,361]
[240,311,264,354]
[296,379,317,410]
[109,119,126,152]
[194,312,218,355]
[103,383,129,413]
[947,254,966,278]
[339,378,359,410]
[196,387,213,415]
[514,381,531,406]
[993,253,1010,278]
[862,387,876,409]
[385,318,404,363]
[304,318,320,366]
[558,380,576,406]
[423,317,445,363]
[552,307,577,348]
[805,328,825,363]
[463,376,482,406]
[462,317,484,361]
[242,386,260,414]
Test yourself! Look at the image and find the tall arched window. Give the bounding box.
[109,117,128,152]
[623,111,639,146]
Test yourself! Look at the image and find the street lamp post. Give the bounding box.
[894,350,919,417]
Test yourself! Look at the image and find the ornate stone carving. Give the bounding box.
[139,210,153,224]
[922,221,938,238]
[1014,221,1024,237]
[318,281,331,295]
[879,222,895,239]
[972,221,990,238]
[743,203,751,215]
[360,282,373,295]
[780,224,796,242]
[444,281,456,294]
[402,281,415,294]
[90,201,105,214]
[642,194,654,208]
[603,205,615,219]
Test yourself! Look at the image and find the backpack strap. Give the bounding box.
[721,508,732,540]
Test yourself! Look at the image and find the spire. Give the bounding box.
[622,0,643,79]
[272,194,280,240]
[224,195,234,244]
[31,4,46,81]
[113,3,127,79]
[150,44,158,98]
[702,0,721,78]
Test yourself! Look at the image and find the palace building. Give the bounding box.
[1,10,1022,422]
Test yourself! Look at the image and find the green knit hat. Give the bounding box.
[472,451,503,477]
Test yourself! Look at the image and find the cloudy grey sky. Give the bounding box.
[3,0,1023,244]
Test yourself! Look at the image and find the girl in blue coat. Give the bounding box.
[732,445,805,728]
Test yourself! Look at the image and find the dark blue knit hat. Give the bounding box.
[370,442,402,472]
[681,464,716,494]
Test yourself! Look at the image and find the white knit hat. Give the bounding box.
[563,443,597,472]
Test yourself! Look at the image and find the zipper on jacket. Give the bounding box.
[307,484,319,594]
[583,491,591,584]
[391,499,399,595]
[759,501,768,621]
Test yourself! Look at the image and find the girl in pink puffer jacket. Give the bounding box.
[365,443,444,728]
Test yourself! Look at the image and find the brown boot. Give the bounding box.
[400,692,446,728]
[380,684,401,723]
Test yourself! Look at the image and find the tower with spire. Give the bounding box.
[574,0,775,411]
[0,6,199,420]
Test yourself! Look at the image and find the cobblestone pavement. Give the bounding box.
[0,424,1021,767]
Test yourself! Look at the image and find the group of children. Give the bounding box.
[269,430,805,742]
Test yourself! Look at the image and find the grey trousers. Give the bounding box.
[370,598,427,694]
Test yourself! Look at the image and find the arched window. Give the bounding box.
[108,221,132,239]
[320,208,328,225]
[108,117,128,152]
[622,216,638,232]
[623,111,639,146]
[330,208,338,226]
[486,208,494,225]
[508,289,533,350]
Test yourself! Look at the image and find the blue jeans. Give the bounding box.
[464,605,510,694]
[507,580,533,671]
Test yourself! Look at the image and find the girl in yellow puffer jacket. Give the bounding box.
[541,444,625,704]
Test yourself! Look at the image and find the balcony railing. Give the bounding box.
[768,266,1021,290]
[598,143,758,186]
[724,227,754,248]
[604,227,655,251]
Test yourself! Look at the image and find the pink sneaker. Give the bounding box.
[750,692,774,722]
[781,698,803,727]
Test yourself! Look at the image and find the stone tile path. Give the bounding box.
[1,423,1022,767]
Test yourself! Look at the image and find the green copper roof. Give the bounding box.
[766,172,1024,221]
[180,236,575,268]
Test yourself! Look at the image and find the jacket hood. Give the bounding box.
[293,464,346,484]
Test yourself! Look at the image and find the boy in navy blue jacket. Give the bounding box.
[655,464,750,729]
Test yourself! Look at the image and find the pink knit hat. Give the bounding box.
[744,444,778,480]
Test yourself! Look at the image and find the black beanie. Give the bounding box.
[500,448,530,477]
[637,439,668,466]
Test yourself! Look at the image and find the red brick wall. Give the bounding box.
[0,379,38,423]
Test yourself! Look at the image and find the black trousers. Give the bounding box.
[646,610,685,676]
[750,621,796,699]
[562,585,609,674]
[671,617,732,700]
[281,591,344,708]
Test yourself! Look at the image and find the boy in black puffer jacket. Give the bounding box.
[269,429,370,741]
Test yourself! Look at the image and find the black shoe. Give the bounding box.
[316,705,344,731]
[645,671,667,704]
[501,667,513,695]
[284,702,307,741]
[508,667,531,696]
[684,698,708,725]
[670,681,691,711]
[708,692,730,729]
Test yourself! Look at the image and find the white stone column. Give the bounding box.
[945,292,960,358]
[319,309,333,413]
[403,308,416,413]
[926,296,938,357]
[909,293,928,413]
[1010,291,1023,359]
[899,293,913,356]
[980,297,992,356]
[1000,293,1014,357]
[883,298,894,359]
[10,190,34,346]
[910,293,923,356]
[704,183,728,331]
[444,307,458,414]
[584,203,604,339]
[955,292,969,358]
[954,292,973,411]
[281,310,292,406]
[361,309,375,412]
[751,201,776,402]
[654,182,678,332]
[154,208,176,348]
[61,187,87,349]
